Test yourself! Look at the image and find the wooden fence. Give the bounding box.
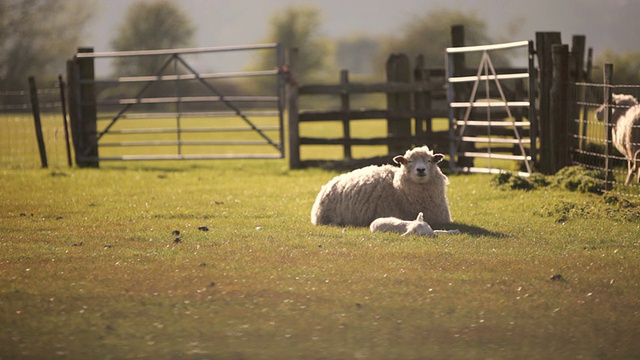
[287,27,593,175]
[287,49,449,169]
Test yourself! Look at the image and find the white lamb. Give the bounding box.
[370,212,436,236]
[310,145,451,227]
[370,212,461,237]
[596,94,640,185]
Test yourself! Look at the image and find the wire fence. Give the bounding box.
[573,82,640,196]
[0,84,73,169]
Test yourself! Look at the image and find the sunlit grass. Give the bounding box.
[1,161,640,359]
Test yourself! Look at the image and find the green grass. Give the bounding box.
[2,160,640,359]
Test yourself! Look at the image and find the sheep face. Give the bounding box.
[393,146,444,184]
[596,94,639,122]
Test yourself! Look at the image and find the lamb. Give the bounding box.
[596,94,640,185]
[370,212,436,236]
[370,212,461,237]
[310,145,452,227]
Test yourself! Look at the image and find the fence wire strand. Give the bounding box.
[572,82,640,197]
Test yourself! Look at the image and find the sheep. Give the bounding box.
[310,145,452,227]
[370,212,462,237]
[370,212,436,236]
[596,94,640,185]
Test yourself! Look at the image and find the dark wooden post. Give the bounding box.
[413,55,430,142]
[340,70,352,159]
[28,76,48,168]
[569,35,586,154]
[58,75,73,167]
[603,64,614,191]
[535,32,562,174]
[450,25,474,168]
[74,47,99,168]
[527,41,538,166]
[580,48,594,150]
[386,53,412,155]
[286,48,301,169]
[549,44,571,173]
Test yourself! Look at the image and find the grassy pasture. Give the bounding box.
[1,158,640,359]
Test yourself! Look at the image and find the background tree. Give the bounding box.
[0,0,91,91]
[375,9,506,74]
[594,50,640,85]
[248,5,334,91]
[110,0,195,76]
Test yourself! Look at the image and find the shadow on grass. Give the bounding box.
[439,222,507,238]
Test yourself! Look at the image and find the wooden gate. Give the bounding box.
[67,44,285,167]
[446,40,537,175]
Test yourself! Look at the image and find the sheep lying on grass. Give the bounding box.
[596,94,640,185]
[370,212,461,237]
[311,145,451,227]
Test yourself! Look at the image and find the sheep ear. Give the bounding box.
[393,155,407,165]
[433,154,444,163]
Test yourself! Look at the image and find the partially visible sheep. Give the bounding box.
[370,212,461,237]
[310,145,451,227]
[370,212,435,237]
[596,94,640,185]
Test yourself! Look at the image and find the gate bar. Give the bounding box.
[76,43,279,58]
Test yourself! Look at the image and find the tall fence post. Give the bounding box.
[535,32,562,174]
[58,75,73,167]
[569,35,586,155]
[71,47,99,168]
[386,53,412,155]
[28,76,48,168]
[413,55,429,141]
[286,48,301,169]
[549,44,571,173]
[340,70,352,159]
[450,24,475,168]
[603,63,614,191]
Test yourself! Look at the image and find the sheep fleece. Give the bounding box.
[310,148,451,227]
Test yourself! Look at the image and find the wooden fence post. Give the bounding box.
[550,44,571,173]
[580,48,594,150]
[603,63,614,191]
[535,32,562,174]
[386,53,412,155]
[58,75,73,167]
[73,47,99,168]
[286,48,301,169]
[569,35,586,154]
[340,70,352,159]
[28,76,48,168]
[413,55,430,141]
[450,24,475,168]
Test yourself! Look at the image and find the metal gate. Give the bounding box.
[68,44,285,165]
[446,40,537,175]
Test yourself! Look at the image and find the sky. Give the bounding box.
[84,0,640,75]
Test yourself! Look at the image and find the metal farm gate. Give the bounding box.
[67,44,285,166]
[446,40,537,175]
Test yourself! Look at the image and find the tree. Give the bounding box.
[0,0,91,91]
[376,9,506,72]
[110,0,195,76]
[249,5,333,88]
[595,50,640,85]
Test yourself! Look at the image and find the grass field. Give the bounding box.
[2,158,640,359]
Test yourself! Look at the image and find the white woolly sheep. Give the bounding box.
[596,94,640,185]
[310,145,452,227]
[370,212,436,236]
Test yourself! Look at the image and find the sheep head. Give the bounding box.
[393,146,444,183]
[596,94,639,122]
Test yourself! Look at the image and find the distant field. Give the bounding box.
[1,158,640,359]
